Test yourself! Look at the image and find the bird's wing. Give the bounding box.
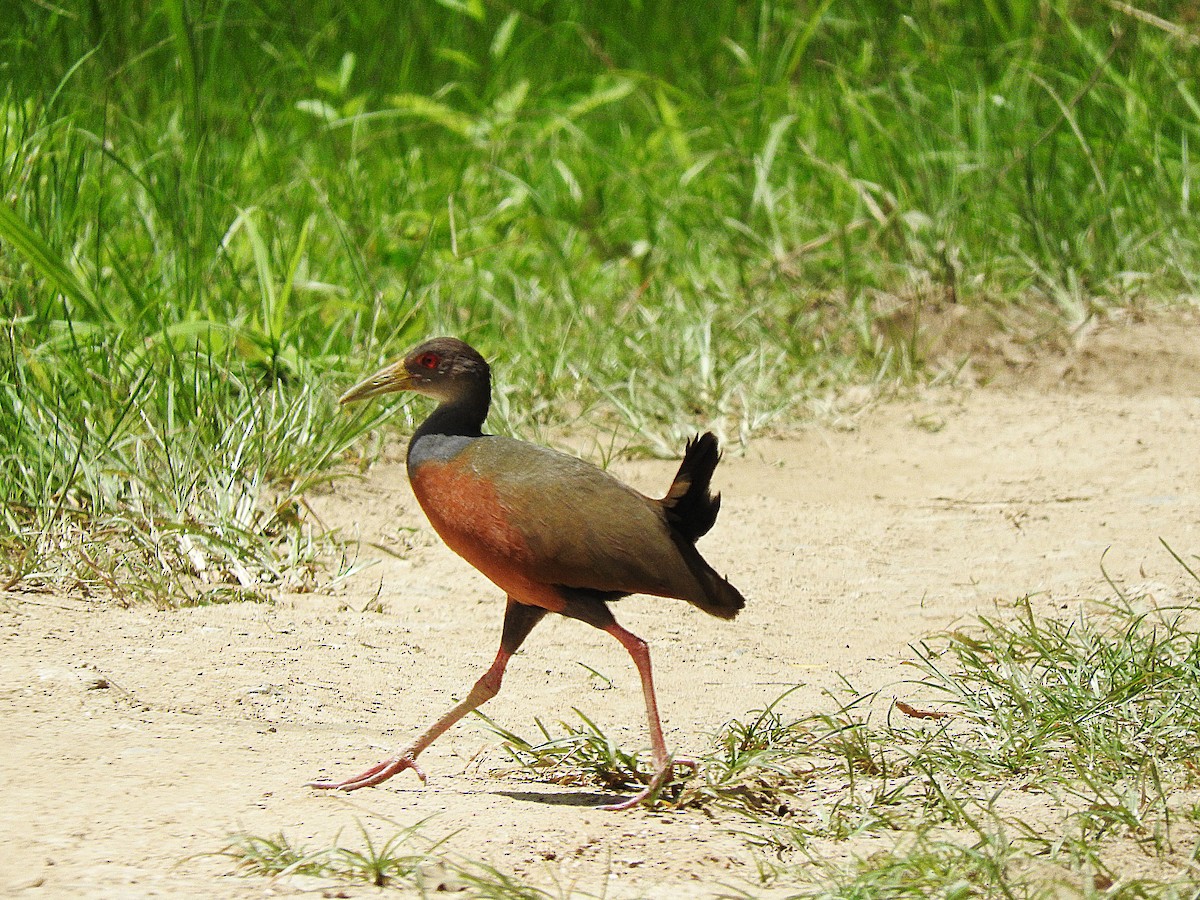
[467,438,702,600]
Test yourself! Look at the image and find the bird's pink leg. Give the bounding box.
[308,599,546,792]
[306,655,505,791]
[597,621,697,812]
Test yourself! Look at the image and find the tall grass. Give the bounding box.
[3,1,1198,600]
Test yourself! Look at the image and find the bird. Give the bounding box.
[308,337,745,809]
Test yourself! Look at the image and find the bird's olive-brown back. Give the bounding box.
[408,435,713,611]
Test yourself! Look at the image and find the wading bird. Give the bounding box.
[309,337,745,809]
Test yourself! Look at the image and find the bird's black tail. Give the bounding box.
[662,432,722,542]
[663,432,745,620]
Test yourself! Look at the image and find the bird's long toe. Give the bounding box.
[307,754,427,792]
[598,756,696,811]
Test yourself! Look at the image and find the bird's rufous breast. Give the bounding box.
[409,459,568,612]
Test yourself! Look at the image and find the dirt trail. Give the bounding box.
[2,318,1198,897]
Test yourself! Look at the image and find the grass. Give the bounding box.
[219,821,443,888]
[779,550,1200,895]
[220,820,584,897]
[477,707,658,793]
[3,1,1200,602]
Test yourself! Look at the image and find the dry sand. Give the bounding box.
[2,316,1198,897]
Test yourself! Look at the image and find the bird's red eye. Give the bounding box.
[417,352,440,370]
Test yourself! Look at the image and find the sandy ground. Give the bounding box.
[2,317,1199,897]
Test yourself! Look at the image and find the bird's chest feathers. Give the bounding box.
[409,460,533,580]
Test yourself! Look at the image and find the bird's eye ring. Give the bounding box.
[417,352,440,370]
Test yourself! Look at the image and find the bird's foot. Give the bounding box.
[598,756,698,812]
[306,752,427,792]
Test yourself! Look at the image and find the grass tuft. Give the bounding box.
[218,821,583,897]
[476,708,657,793]
[219,821,437,888]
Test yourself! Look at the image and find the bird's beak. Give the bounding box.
[339,360,415,405]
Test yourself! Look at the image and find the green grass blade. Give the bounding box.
[0,203,105,321]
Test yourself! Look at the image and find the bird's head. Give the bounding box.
[339,337,491,406]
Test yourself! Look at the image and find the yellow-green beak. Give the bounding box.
[339,361,415,405]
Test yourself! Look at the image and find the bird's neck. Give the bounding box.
[410,383,490,445]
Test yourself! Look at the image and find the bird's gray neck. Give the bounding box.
[407,431,479,470]
[405,383,490,470]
